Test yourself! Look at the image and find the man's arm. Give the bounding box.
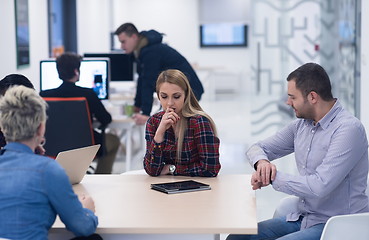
[87,92,112,128]
[271,121,368,198]
[134,78,142,111]
[246,122,296,187]
[133,113,150,125]
[137,52,162,116]
[132,78,150,125]
[246,122,296,166]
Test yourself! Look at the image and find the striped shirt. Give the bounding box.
[144,111,220,177]
[247,100,369,229]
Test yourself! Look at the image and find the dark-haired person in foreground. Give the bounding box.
[227,63,369,240]
[0,86,98,239]
[0,74,45,154]
[0,73,34,95]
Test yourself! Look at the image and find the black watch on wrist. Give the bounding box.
[169,165,176,175]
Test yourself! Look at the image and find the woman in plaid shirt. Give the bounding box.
[144,69,220,177]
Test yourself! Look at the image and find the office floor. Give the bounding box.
[110,89,298,240]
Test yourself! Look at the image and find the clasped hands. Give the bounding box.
[153,108,180,143]
[158,108,180,131]
[251,159,277,190]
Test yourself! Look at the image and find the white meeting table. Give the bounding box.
[50,174,257,237]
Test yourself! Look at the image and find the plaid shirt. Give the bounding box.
[144,111,220,177]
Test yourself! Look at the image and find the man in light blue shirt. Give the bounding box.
[227,63,369,240]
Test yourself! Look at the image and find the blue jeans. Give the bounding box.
[226,217,325,240]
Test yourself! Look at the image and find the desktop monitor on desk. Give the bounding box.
[83,53,134,81]
[40,58,110,100]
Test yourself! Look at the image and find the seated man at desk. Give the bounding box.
[144,69,220,177]
[40,52,120,174]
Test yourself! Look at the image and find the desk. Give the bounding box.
[50,174,257,237]
[104,101,145,172]
[108,116,135,171]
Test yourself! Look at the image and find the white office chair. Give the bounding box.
[319,212,369,240]
[273,176,369,240]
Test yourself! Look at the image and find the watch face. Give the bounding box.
[169,165,176,173]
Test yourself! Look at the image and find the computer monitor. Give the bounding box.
[40,58,110,100]
[200,23,248,47]
[83,53,134,81]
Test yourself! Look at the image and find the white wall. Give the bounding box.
[76,0,111,54]
[0,1,17,78]
[78,0,251,74]
[0,0,49,90]
[361,0,369,131]
[0,0,250,92]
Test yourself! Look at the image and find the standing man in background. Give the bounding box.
[114,23,204,125]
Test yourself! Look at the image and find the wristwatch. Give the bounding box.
[169,165,176,175]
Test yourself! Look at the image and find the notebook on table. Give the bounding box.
[151,180,211,194]
[55,144,100,185]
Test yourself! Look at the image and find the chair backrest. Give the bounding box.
[43,97,95,158]
[320,212,369,240]
[273,174,369,240]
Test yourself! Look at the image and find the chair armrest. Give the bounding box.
[273,196,299,218]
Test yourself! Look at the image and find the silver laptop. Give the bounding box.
[55,144,100,184]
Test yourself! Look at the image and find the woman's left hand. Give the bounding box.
[160,164,170,175]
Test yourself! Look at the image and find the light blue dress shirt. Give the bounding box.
[0,142,98,240]
[247,100,369,229]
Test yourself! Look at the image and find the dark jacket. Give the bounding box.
[135,30,204,116]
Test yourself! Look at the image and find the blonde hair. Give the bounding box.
[0,86,47,142]
[156,69,217,160]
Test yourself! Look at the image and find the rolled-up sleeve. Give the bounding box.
[44,163,98,236]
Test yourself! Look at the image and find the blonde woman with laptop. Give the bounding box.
[0,86,99,240]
